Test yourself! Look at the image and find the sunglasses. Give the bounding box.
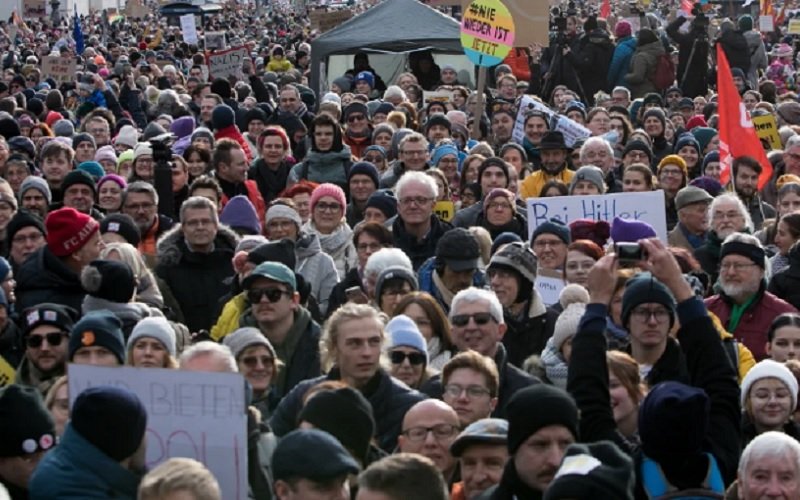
[247,287,290,303]
[390,351,426,365]
[347,114,366,123]
[26,332,68,348]
[241,355,274,368]
[451,312,495,327]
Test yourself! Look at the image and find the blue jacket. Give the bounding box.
[29,424,140,499]
[417,257,486,314]
[607,36,637,88]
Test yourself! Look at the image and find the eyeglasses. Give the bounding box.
[364,154,384,163]
[660,168,684,177]
[402,149,427,157]
[399,196,433,207]
[714,211,743,220]
[630,306,670,323]
[184,218,214,228]
[314,202,342,213]
[347,114,366,123]
[12,232,44,244]
[451,312,495,327]
[241,355,274,368]
[402,424,459,442]
[533,239,565,249]
[720,262,757,272]
[389,350,426,365]
[247,287,291,303]
[26,332,68,348]
[487,202,512,211]
[443,384,492,399]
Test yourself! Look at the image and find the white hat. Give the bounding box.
[741,359,799,409]
[551,285,590,350]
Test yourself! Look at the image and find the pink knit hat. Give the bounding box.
[310,183,346,212]
[615,20,632,39]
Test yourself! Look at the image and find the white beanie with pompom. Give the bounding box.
[551,284,590,351]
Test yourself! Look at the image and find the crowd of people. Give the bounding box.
[2,0,800,498]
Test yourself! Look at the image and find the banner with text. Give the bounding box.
[526,190,668,241]
[208,46,249,80]
[68,364,247,500]
[23,0,47,18]
[180,14,198,45]
[512,95,591,148]
[42,56,77,83]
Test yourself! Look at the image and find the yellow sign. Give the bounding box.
[789,19,800,35]
[461,0,516,67]
[434,201,455,222]
[753,114,781,150]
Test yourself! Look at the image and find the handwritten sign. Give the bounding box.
[759,15,774,33]
[180,14,198,45]
[208,46,249,80]
[461,0,516,67]
[753,114,781,150]
[424,90,454,106]
[23,0,47,18]
[205,32,226,51]
[434,201,455,222]
[42,55,77,83]
[789,19,800,35]
[68,364,247,500]
[526,190,668,241]
[461,0,548,47]
[512,95,591,148]
[535,275,565,306]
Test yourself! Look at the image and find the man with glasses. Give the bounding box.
[392,172,453,270]
[83,116,111,147]
[580,136,621,192]
[343,102,373,159]
[621,140,654,171]
[7,210,46,270]
[238,262,321,399]
[16,303,76,396]
[380,133,430,189]
[531,218,570,271]
[398,399,461,483]
[441,350,499,427]
[156,196,238,333]
[706,233,796,360]
[695,192,753,284]
[121,181,174,266]
[438,288,536,419]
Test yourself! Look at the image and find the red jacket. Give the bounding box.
[219,180,266,224]
[215,125,253,163]
[705,286,797,360]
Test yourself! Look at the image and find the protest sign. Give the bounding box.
[789,19,800,35]
[512,95,591,148]
[759,15,774,32]
[180,14,198,45]
[753,114,781,150]
[461,0,516,67]
[68,364,247,500]
[125,0,149,18]
[526,190,668,241]
[205,32,226,51]
[434,201,455,222]
[461,0,548,46]
[208,46,249,80]
[423,90,454,106]
[42,55,77,83]
[309,9,353,32]
[23,0,47,18]
[535,268,565,306]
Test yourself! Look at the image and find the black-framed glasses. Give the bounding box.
[443,384,492,399]
[26,332,68,348]
[247,287,291,303]
[451,312,495,327]
[402,424,459,442]
[389,350,426,365]
[347,114,366,123]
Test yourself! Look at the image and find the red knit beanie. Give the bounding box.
[310,183,347,212]
[45,207,99,257]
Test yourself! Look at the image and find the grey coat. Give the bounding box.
[295,232,339,316]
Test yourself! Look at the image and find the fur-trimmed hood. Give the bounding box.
[156,222,241,267]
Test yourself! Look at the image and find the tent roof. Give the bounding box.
[310,0,464,58]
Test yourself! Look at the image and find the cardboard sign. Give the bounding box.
[753,114,781,150]
[68,364,247,500]
[526,190,668,241]
[208,46,249,80]
[23,0,47,18]
[461,0,516,67]
[434,201,455,222]
[423,90,454,106]
[309,9,353,32]
[759,15,774,32]
[42,55,77,83]
[512,95,590,148]
[789,19,800,35]
[180,14,198,45]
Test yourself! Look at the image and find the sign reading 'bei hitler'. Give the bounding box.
[461,0,516,67]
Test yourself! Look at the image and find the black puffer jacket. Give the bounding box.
[155,224,240,333]
[768,242,800,310]
[16,246,86,313]
[269,368,426,452]
[568,28,615,103]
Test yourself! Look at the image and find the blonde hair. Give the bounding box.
[125,347,179,369]
[138,458,221,500]
[320,303,385,371]
[44,375,68,410]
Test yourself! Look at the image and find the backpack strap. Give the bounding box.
[703,453,725,494]
[641,454,670,498]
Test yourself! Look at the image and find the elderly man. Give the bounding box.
[392,171,453,270]
[418,228,485,313]
[398,399,461,484]
[380,133,430,189]
[706,233,796,360]
[737,431,800,499]
[732,155,775,230]
[519,132,574,199]
[449,419,508,500]
[156,196,239,333]
[580,136,621,192]
[668,185,713,251]
[695,192,753,284]
[121,181,175,265]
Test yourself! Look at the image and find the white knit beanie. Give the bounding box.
[551,284,590,350]
[741,359,799,409]
[127,317,177,357]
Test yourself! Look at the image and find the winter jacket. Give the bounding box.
[706,281,797,360]
[29,424,141,499]
[608,36,637,88]
[668,223,706,252]
[744,30,768,89]
[741,413,800,451]
[567,29,615,104]
[519,168,574,200]
[768,242,800,310]
[625,39,664,98]
[15,246,85,313]
[295,232,339,315]
[717,29,751,74]
[215,125,254,163]
[666,16,710,97]
[155,224,239,333]
[248,158,292,205]
[392,214,454,271]
[451,200,484,229]
[744,195,775,232]
[288,147,353,191]
[269,368,426,452]
[302,221,356,283]
[502,293,555,368]
[417,257,486,314]
[14,355,63,397]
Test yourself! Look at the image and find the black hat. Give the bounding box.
[436,228,480,272]
[343,102,369,122]
[478,157,510,186]
[643,92,663,107]
[543,441,635,500]
[639,381,709,464]
[61,169,97,195]
[68,311,126,364]
[720,239,767,270]
[71,386,147,461]
[507,385,579,454]
[531,218,571,245]
[298,387,376,465]
[211,104,236,130]
[247,239,296,270]
[0,385,56,457]
[678,97,694,110]
[72,132,96,150]
[80,259,136,303]
[622,140,653,163]
[272,429,360,481]
[425,113,452,134]
[365,190,397,219]
[22,303,79,336]
[6,209,45,246]
[348,161,380,189]
[99,213,141,247]
[539,131,569,151]
[244,107,269,129]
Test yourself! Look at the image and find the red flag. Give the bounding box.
[717,45,772,189]
[600,0,611,19]
[681,0,694,14]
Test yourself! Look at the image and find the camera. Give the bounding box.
[149,133,175,164]
[615,242,645,263]
[691,2,709,30]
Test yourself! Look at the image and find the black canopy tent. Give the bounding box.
[309,0,466,99]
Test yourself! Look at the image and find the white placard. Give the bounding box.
[535,275,565,306]
[208,46,249,80]
[68,364,248,500]
[180,14,198,45]
[512,95,591,148]
[759,15,774,32]
[526,190,668,242]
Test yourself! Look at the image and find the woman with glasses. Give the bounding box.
[394,292,455,370]
[656,155,688,231]
[385,315,433,389]
[126,317,178,369]
[223,327,281,422]
[304,183,356,281]
[476,188,526,240]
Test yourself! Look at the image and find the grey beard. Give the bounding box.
[720,279,760,299]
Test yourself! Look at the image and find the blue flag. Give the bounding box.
[73,6,84,55]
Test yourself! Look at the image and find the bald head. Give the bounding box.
[399,399,460,478]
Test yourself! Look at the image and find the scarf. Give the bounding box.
[432,269,456,308]
[727,293,757,333]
